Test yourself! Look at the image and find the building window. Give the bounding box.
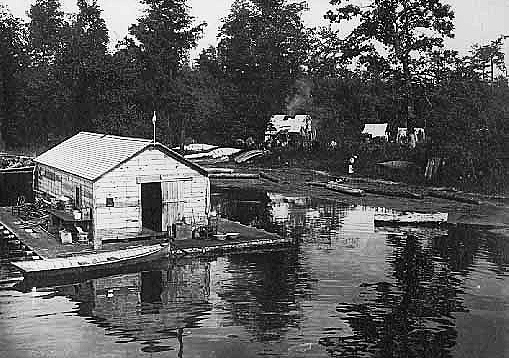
[106,197,114,207]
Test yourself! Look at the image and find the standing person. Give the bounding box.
[348,156,356,174]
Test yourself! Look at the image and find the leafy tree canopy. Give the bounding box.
[326,0,455,129]
[27,0,65,65]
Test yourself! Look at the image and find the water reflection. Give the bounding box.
[212,187,509,357]
[2,188,509,357]
[212,187,377,243]
[53,260,212,352]
[217,248,310,342]
[319,228,487,358]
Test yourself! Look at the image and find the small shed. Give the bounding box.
[34,132,210,246]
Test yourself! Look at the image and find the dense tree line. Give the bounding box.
[0,0,507,191]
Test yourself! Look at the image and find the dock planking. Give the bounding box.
[1,207,291,274]
[174,218,286,252]
[0,207,165,259]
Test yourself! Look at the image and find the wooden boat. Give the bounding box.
[10,243,170,275]
[376,160,417,170]
[374,211,448,226]
[325,181,365,196]
[234,150,268,163]
[0,276,25,290]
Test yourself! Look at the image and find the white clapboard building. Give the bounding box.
[34,132,210,246]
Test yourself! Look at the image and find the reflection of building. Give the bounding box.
[56,261,212,343]
[267,194,376,242]
[267,193,315,224]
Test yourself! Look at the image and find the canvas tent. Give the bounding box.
[362,123,388,140]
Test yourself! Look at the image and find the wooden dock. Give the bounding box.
[0,207,292,275]
[173,218,291,256]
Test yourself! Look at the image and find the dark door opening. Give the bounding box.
[141,182,162,232]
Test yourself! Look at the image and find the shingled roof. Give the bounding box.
[35,132,208,181]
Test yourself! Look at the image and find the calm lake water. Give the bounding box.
[1,187,509,357]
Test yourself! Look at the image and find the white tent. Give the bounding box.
[362,123,388,140]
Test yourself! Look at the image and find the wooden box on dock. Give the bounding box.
[59,230,72,244]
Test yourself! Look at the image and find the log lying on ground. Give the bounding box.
[325,181,365,196]
[206,167,234,174]
[259,171,280,183]
[364,187,424,200]
[307,181,327,188]
[427,190,482,205]
[209,173,260,180]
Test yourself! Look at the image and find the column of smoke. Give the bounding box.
[286,79,313,116]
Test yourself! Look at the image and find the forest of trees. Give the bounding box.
[0,0,508,191]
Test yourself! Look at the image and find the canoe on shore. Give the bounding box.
[374,212,448,226]
[427,190,482,205]
[10,243,169,275]
[234,150,269,163]
[325,181,365,196]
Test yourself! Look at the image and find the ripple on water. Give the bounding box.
[0,189,509,357]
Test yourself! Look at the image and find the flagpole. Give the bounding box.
[152,111,156,144]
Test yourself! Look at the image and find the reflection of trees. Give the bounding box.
[432,226,509,277]
[430,227,480,274]
[218,248,311,342]
[479,231,509,275]
[54,260,213,351]
[211,187,272,229]
[321,233,476,357]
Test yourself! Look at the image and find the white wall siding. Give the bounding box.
[93,147,209,241]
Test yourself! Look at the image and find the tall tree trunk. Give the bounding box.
[180,116,186,152]
[490,56,494,85]
[402,56,414,132]
[0,123,5,151]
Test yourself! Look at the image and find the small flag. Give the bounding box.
[152,111,157,124]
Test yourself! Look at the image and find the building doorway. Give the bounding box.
[141,182,162,232]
